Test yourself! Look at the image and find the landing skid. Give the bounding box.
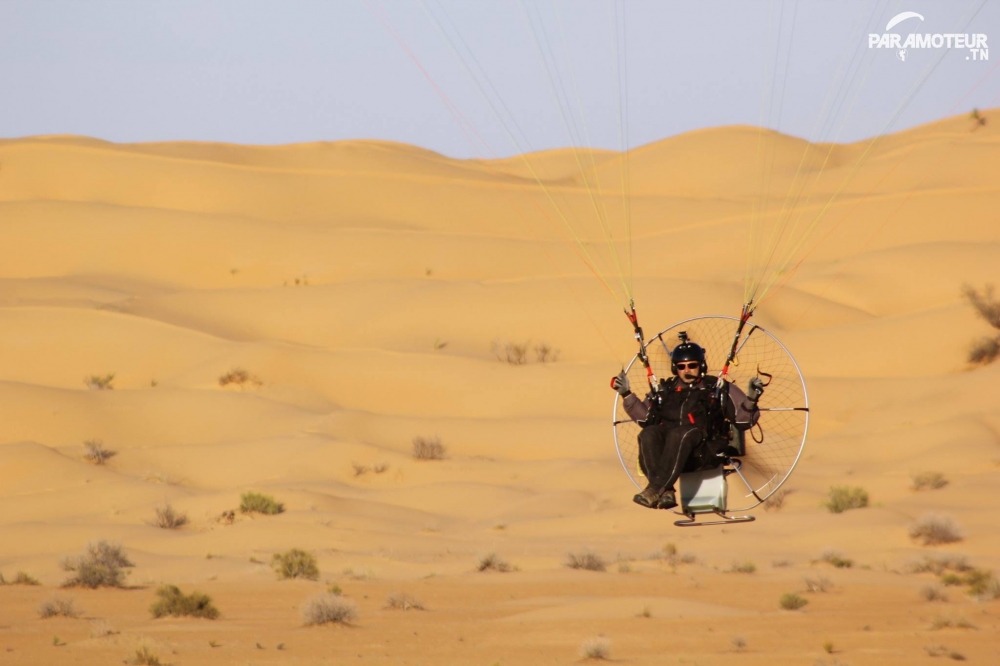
[673,509,756,527]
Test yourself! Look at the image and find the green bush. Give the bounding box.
[240,492,284,515]
[271,549,319,580]
[824,486,869,513]
[779,593,808,610]
[150,585,219,619]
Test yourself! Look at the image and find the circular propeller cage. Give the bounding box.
[613,315,809,512]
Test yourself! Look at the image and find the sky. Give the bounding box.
[1,0,998,158]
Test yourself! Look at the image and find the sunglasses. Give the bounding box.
[675,361,700,370]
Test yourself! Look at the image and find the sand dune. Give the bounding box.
[1,111,998,665]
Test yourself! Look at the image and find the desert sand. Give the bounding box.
[1,111,999,665]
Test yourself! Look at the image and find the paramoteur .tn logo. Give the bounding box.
[868,11,989,62]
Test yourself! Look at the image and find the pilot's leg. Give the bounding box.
[634,424,669,507]
[652,425,703,508]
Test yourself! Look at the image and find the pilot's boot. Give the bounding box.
[632,485,661,508]
[655,490,678,510]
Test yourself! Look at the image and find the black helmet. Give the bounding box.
[670,331,707,375]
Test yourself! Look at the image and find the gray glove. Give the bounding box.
[746,376,765,403]
[611,370,631,397]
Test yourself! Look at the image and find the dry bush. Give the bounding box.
[969,337,1000,364]
[804,576,833,593]
[820,548,853,569]
[271,549,319,580]
[239,491,284,515]
[912,472,949,491]
[731,635,747,651]
[579,635,611,660]
[150,585,219,619]
[930,616,976,630]
[534,343,559,363]
[129,644,162,666]
[61,540,134,588]
[925,644,965,660]
[566,551,607,572]
[910,514,963,546]
[727,561,756,574]
[908,554,971,575]
[150,504,188,529]
[963,284,1000,364]
[0,571,40,586]
[763,487,791,512]
[779,592,808,610]
[964,283,1000,327]
[38,596,80,618]
[218,368,262,388]
[84,373,115,390]
[385,592,425,610]
[372,462,389,474]
[920,585,948,602]
[772,559,793,568]
[824,485,869,513]
[302,593,357,626]
[477,553,512,573]
[412,436,446,460]
[83,440,116,465]
[492,340,529,365]
[351,462,369,476]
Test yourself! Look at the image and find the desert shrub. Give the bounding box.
[534,343,559,363]
[61,540,134,588]
[912,472,948,491]
[824,485,869,513]
[218,368,262,388]
[239,491,284,515]
[492,340,529,365]
[930,616,975,630]
[908,554,971,575]
[385,592,424,610]
[150,585,219,619]
[412,436,446,460]
[731,635,747,651]
[271,549,319,580]
[925,645,965,660]
[909,514,963,546]
[921,585,948,602]
[83,440,115,464]
[0,571,40,586]
[129,645,162,666]
[38,596,80,618]
[150,504,188,529]
[820,549,853,569]
[477,553,512,573]
[566,551,607,572]
[351,462,369,476]
[804,576,833,593]
[579,635,611,660]
[84,373,115,390]
[969,337,1000,364]
[963,283,1000,364]
[822,641,834,654]
[727,561,756,574]
[302,593,358,626]
[962,569,1000,599]
[372,462,389,474]
[779,592,808,610]
[763,487,791,512]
